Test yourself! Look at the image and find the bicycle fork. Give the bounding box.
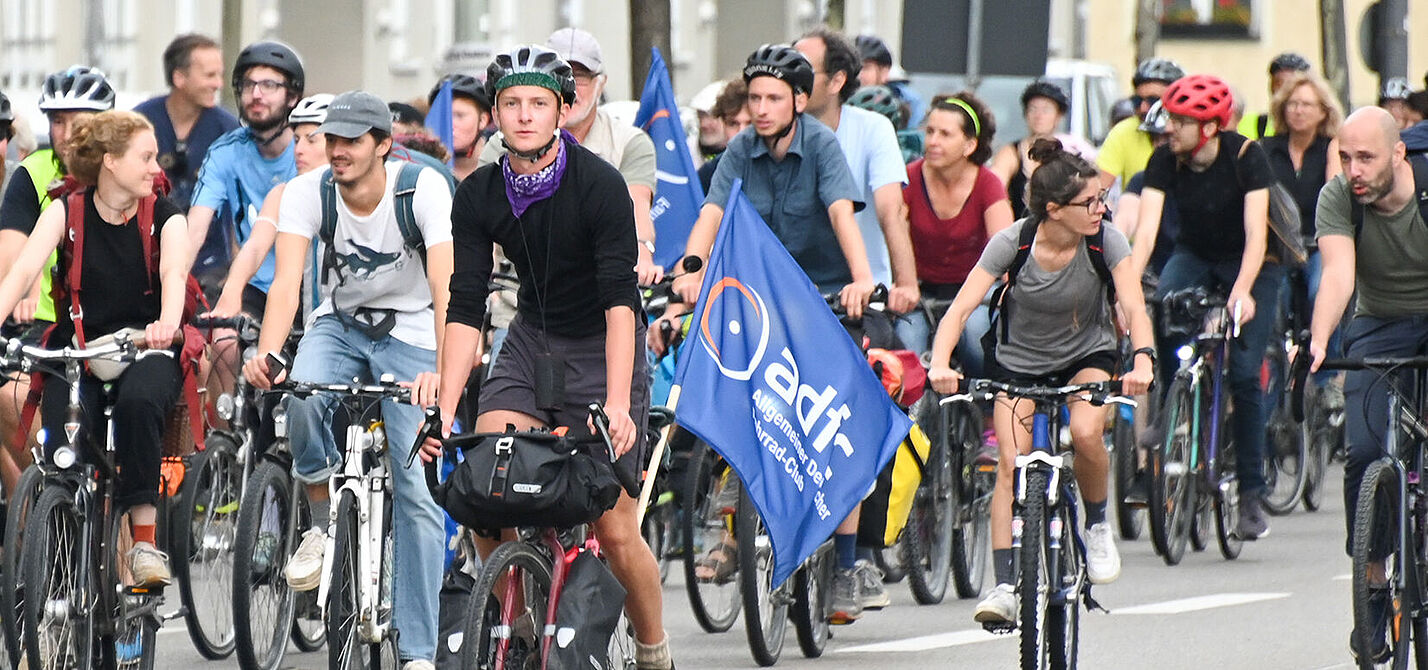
[316,422,391,644]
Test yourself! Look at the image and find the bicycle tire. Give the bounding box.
[949,402,990,600]
[1018,469,1051,670]
[1212,404,1243,561]
[1351,458,1413,670]
[737,487,786,667]
[1261,343,1308,516]
[1301,401,1334,512]
[680,443,740,633]
[1111,404,1143,540]
[174,438,240,659]
[289,488,324,654]
[326,490,381,670]
[1045,494,1082,670]
[233,460,300,670]
[2,464,42,664]
[791,544,832,658]
[905,394,953,605]
[21,484,93,670]
[1149,379,1194,566]
[458,540,553,670]
[105,511,159,670]
[1189,494,1212,553]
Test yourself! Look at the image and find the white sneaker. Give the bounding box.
[402,661,436,670]
[973,583,1016,624]
[127,542,172,587]
[1084,522,1121,585]
[284,527,327,592]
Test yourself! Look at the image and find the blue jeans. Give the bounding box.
[286,316,444,661]
[1340,314,1428,554]
[895,291,993,378]
[1154,251,1283,497]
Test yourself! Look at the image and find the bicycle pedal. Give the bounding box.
[124,584,164,597]
[982,621,1016,635]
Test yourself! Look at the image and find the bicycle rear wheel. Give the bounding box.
[2,464,42,664]
[791,543,832,658]
[327,490,381,670]
[174,438,240,659]
[681,443,740,633]
[1212,407,1243,561]
[458,541,552,670]
[22,485,93,670]
[1302,397,1335,512]
[949,402,991,599]
[904,394,954,605]
[1261,344,1308,515]
[1018,469,1051,670]
[233,460,301,670]
[737,488,786,667]
[1351,458,1412,670]
[1111,403,1143,540]
[1149,379,1194,566]
[107,511,159,670]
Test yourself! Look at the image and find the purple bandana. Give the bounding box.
[501,130,577,218]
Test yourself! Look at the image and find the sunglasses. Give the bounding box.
[1131,94,1161,108]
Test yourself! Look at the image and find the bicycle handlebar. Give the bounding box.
[0,334,172,372]
[1291,342,1428,422]
[940,378,1135,408]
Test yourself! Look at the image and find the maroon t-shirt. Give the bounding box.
[903,161,1007,284]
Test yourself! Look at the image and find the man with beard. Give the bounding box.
[134,34,240,295]
[1305,106,1428,663]
[480,28,662,283]
[188,41,304,315]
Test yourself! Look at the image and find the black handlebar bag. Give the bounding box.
[434,431,623,531]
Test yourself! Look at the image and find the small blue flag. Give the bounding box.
[633,47,704,270]
[425,80,455,167]
[672,182,912,587]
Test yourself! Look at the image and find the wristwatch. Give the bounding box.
[638,238,656,255]
[1132,347,1156,365]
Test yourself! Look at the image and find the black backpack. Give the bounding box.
[1351,153,1428,240]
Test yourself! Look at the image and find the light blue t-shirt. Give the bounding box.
[190,127,297,292]
[834,105,908,286]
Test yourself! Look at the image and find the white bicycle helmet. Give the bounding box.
[485,45,576,106]
[38,66,115,112]
[289,93,334,126]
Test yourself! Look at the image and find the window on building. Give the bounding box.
[1160,0,1257,39]
[1,0,56,91]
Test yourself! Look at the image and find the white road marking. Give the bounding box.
[835,628,1011,653]
[1332,573,1351,581]
[1112,592,1291,615]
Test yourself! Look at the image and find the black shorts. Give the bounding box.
[997,349,1119,388]
[477,315,650,496]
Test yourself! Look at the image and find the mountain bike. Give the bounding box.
[8,333,172,669]
[949,379,1132,670]
[1148,288,1246,566]
[1292,353,1428,669]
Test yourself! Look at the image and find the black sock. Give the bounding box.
[1084,499,1107,528]
[993,548,1015,586]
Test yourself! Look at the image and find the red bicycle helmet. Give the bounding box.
[1161,74,1233,127]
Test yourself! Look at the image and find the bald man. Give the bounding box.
[1308,105,1428,664]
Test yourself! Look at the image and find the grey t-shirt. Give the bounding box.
[1315,175,1428,318]
[977,218,1131,374]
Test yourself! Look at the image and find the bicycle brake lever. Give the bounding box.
[405,406,443,469]
[587,403,617,462]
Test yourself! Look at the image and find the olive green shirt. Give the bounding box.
[1315,174,1428,318]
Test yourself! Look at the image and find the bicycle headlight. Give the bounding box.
[53,445,76,470]
[272,402,289,439]
[216,392,236,421]
[1176,345,1194,362]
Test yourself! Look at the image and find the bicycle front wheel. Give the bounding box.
[174,438,240,659]
[1018,469,1051,670]
[326,490,382,670]
[681,443,740,633]
[1261,345,1309,515]
[21,484,94,670]
[1302,393,1335,511]
[791,543,832,658]
[1351,458,1412,669]
[1212,406,1243,561]
[1149,379,1195,566]
[458,540,553,670]
[107,511,160,670]
[1111,403,1144,540]
[949,402,991,599]
[233,460,301,670]
[2,464,43,664]
[738,488,787,667]
[904,394,954,605]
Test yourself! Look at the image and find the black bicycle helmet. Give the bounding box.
[743,44,815,97]
[1132,58,1186,87]
[1269,52,1311,75]
[0,90,11,123]
[38,66,116,112]
[1020,80,1069,114]
[854,35,893,67]
[847,86,904,127]
[485,45,576,106]
[430,74,491,111]
[232,41,305,96]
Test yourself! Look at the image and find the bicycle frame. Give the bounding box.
[1169,301,1238,503]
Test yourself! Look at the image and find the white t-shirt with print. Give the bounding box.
[278,161,453,350]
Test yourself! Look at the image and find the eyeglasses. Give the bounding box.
[1131,94,1161,108]
[1065,189,1110,214]
[238,79,285,95]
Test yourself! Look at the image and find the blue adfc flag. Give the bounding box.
[671,181,912,587]
[633,47,703,270]
[425,79,456,167]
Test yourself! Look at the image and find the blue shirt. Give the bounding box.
[834,105,908,286]
[705,114,864,292]
[191,127,297,292]
[134,95,241,272]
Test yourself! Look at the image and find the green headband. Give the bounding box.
[943,97,981,136]
[493,71,563,99]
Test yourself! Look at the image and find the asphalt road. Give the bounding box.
[142,463,1358,669]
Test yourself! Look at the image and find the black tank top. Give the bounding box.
[1008,139,1031,219]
